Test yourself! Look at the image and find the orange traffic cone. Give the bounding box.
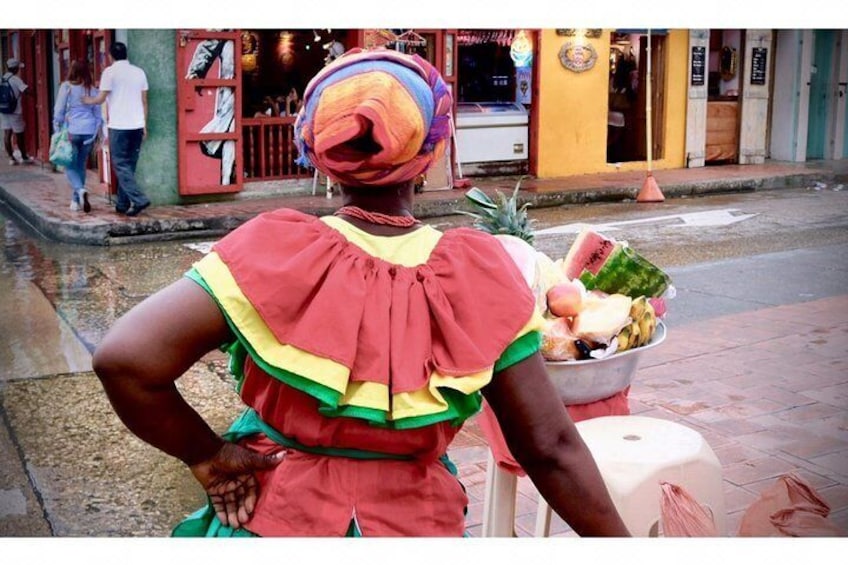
[637,171,665,202]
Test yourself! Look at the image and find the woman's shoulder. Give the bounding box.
[432,227,507,259]
[61,82,81,95]
[213,208,321,252]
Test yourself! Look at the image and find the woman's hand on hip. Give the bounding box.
[189,442,284,529]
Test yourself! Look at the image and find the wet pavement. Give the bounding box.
[0,158,846,539]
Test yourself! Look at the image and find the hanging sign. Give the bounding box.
[750,47,768,85]
[559,41,597,73]
[510,30,533,68]
[690,46,706,86]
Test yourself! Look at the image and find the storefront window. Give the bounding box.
[708,29,742,100]
[240,29,351,119]
[607,30,666,163]
[454,29,531,175]
[457,29,527,105]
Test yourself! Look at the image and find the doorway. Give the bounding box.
[239,29,354,182]
[704,29,744,165]
[606,31,666,164]
[806,30,837,160]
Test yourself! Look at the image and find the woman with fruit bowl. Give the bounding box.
[92,48,630,537]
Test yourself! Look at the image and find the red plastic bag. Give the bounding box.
[737,472,844,537]
[659,481,718,536]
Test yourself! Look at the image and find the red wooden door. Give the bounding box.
[176,29,243,195]
[32,30,50,162]
[90,31,118,197]
[91,30,111,85]
[7,30,45,162]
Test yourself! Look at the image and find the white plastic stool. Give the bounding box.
[481,450,518,537]
[535,416,726,537]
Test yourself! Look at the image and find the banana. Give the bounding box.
[627,321,641,350]
[638,314,655,346]
[629,296,648,320]
[616,297,658,352]
[617,325,632,352]
[638,300,657,346]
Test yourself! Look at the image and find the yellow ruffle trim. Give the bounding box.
[195,251,542,421]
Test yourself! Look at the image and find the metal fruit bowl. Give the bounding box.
[544,321,667,405]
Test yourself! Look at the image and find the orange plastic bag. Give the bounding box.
[737,472,844,537]
[659,481,718,536]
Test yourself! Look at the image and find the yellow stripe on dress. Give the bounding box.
[340,380,389,411]
[392,368,492,420]
[194,250,545,421]
[389,313,544,420]
[195,252,351,395]
[319,216,442,266]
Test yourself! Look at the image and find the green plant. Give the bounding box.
[458,177,536,245]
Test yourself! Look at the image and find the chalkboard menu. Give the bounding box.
[751,47,768,85]
[691,46,706,86]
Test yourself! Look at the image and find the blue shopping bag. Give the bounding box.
[49,126,75,169]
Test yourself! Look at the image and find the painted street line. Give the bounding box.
[184,241,215,254]
[533,209,759,235]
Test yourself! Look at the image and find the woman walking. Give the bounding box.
[53,59,102,212]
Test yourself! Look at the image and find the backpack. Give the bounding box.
[0,75,18,114]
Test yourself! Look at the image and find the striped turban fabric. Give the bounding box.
[294,48,453,187]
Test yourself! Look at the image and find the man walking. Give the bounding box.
[1,58,35,166]
[83,42,150,216]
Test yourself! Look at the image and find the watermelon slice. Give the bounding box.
[563,228,671,298]
[562,229,617,280]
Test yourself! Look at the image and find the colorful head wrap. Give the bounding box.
[294,48,453,188]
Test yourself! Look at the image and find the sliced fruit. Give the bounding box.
[571,293,633,344]
[562,228,617,280]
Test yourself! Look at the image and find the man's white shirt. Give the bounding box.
[100,60,148,130]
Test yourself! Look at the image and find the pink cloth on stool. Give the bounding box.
[477,387,631,476]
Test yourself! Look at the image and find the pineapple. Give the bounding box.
[458,177,536,245]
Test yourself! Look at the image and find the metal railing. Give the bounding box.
[242,116,310,181]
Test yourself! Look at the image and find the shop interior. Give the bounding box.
[607,30,666,164]
[452,30,533,174]
[705,29,744,164]
[457,30,525,104]
[240,29,350,119]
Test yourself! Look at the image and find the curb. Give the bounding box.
[0,167,840,246]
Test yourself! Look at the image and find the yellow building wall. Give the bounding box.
[535,29,689,178]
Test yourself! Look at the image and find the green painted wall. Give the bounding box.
[127,30,179,205]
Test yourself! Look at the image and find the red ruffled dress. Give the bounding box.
[173,209,543,537]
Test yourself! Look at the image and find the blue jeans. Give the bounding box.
[65,133,94,203]
[109,128,149,212]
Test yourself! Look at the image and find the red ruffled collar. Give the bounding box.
[212,208,536,393]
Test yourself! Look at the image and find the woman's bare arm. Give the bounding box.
[483,351,631,536]
[92,277,231,465]
[93,277,283,527]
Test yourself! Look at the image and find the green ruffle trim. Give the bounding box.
[171,499,362,538]
[494,328,542,372]
[228,407,415,460]
[185,268,540,430]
